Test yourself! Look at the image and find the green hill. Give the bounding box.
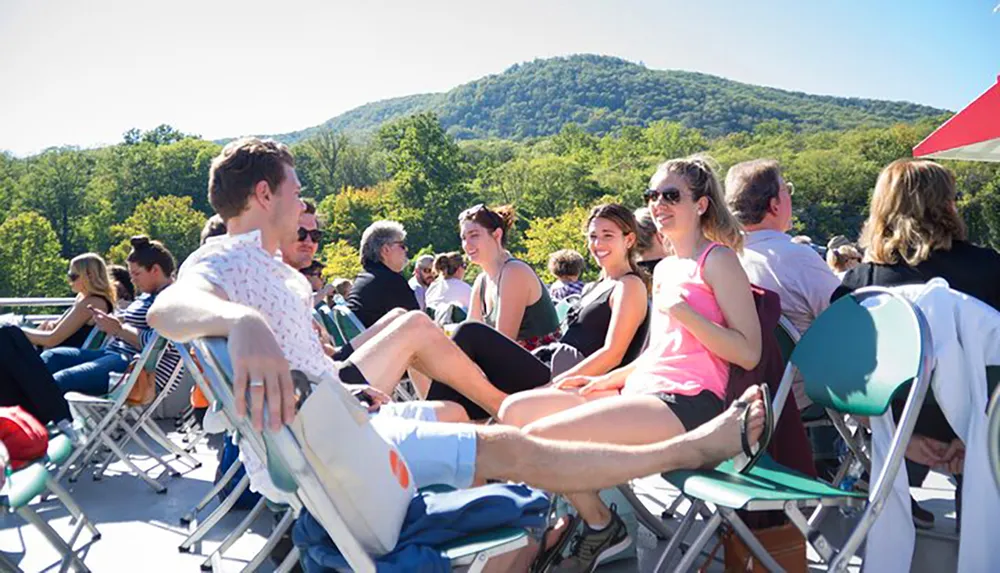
[269,54,945,143]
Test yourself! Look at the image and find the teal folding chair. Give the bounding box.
[331,305,365,342]
[649,287,933,572]
[184,337,530,573]
[1,462,92,572]
[80,328,109,351]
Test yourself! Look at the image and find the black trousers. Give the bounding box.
[0,325,72,424]
[426,322,551,420]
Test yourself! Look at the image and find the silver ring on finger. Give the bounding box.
[249,378,265,389]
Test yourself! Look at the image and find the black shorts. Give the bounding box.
[653,390,724,432]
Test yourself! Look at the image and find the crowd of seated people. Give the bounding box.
[427,203,651,422]
[0,236,183,443]
[148,138,769,573]
[13,130,987,571]
[547,249,586,300]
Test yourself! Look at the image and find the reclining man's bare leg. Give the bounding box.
[475,386,766,493]
[346,310,507,417]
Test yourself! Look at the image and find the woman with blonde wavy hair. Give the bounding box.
[836,158,1000,308]
[23,253,116,349]
[834,158,1000,528]
[497,156,763,571]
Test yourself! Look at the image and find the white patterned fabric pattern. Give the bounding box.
[178,230,339,385]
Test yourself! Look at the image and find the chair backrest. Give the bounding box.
[183,338,407,573]
[989,383,1000,494]
[554,300,573,325]
[770,316,801,421]
[333,305,365,341]
[81,328,109,351]
[792,288,931,417]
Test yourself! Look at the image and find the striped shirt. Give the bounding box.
[549,279,584,301]
[106,292,183,390]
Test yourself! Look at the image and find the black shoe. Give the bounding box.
[911,497,935,530]
[548,506,631,573]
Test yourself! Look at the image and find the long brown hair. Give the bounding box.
[586,203,649,287]
[651,155,744,252]
[860,159,966,267]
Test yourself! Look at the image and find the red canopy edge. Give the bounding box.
[913,76,1000,162]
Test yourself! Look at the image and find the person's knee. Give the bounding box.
[451,321,488,351]
[498,393,532,427]
[399,310,436,335]
[385,307,407,322]
[435,401,471,423]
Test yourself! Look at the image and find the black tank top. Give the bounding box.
[559,274,649,367]
[62,295,113,348]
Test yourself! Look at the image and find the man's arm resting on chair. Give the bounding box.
[147,276,296,431]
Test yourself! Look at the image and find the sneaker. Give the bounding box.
[548,506,631,573]
[911,497,935,530]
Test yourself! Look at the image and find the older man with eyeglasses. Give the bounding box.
[345,220,420,328]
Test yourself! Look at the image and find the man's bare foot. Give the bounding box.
[682,385,766,469]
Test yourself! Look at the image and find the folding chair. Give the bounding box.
[989,371,1000,493]
[330,305,365,342]
[646,287,933,572]
[58,335,182,493]
[80,328,109,351]
[1,462,92,572]
[184,337,530,573]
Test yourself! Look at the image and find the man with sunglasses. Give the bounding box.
[281,199,323,272]
[345,220,419,328]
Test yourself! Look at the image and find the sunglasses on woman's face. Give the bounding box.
[643,187,683,205]
[67,272,79,282]
[297,228,323,243]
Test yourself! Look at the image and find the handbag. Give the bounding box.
[721,522,806,573]
[123,359,156,407]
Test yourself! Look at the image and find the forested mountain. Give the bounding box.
[272,54,946,143]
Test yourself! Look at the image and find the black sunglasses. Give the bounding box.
[297,228,323,243]
[643,187,683,205]
[67,272,80,281]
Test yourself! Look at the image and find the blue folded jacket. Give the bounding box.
[293,483,548,572]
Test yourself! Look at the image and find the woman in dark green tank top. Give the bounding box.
[460,204,559,349]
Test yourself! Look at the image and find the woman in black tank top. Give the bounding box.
[21,253,116,349]
[428,204,649,420]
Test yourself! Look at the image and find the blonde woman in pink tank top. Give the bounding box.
[498,156,763,570]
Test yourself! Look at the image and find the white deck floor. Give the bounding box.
[0,424,960,572]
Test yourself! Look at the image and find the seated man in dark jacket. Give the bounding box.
[346,220,419,327]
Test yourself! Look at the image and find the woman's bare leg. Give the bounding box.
[521,394,687,526]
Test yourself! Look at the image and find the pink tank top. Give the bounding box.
[623,243,729,401]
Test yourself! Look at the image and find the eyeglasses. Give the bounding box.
[297,228,323,243]
[67,272,80,281]
[393,241,408,251]
[643,187,683,205]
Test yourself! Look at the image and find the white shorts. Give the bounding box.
[372,402,478,490]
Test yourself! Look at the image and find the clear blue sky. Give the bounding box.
[1,0,997,156]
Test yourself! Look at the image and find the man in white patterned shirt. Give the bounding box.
[149,137,766,502]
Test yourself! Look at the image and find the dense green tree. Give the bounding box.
[520,206,593,284]
[0,212,67,297]
[17,148,94,257]
[377,113,472,250]
[107,196,207,265]
[320,239,362,282]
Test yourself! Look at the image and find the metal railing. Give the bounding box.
[0,297,76,308]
